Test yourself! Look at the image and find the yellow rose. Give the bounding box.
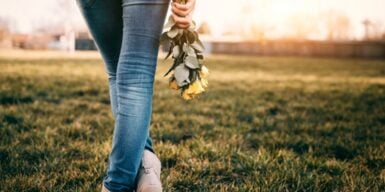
[181,80,205,100]
[200,78,208,88]
[185,80,205,95]
[182,91,194,100]
[169,77,179,90]
[199,65,209,78]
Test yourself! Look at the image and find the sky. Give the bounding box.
[0,0,384,40]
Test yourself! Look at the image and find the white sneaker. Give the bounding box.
[136,150,162,192]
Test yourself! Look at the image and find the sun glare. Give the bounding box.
[194,0,384,40]
[0,0,384,40]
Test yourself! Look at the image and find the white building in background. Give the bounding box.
[47,24,75,52]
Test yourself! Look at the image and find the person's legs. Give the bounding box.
[76,0,169,191]
[77,0,156,156]
[76,0,122,117]
[102,0,168,191]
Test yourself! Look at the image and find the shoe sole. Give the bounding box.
[138,186,162,192]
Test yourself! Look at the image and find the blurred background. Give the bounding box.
[0,0,384,58]
[1,1,385,191]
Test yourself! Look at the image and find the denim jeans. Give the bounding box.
[76,0,170,191]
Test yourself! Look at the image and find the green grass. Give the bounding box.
[1,51,385,191]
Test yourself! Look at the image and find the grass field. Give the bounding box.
[1,50,385,191]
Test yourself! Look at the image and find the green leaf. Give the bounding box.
[172,45,180,58]
[189,69,198,82]
[186,31,196,44]
[178,29,184,38]
[183,43,196,56]
[184,55,199,69]
[174,64,190,87]
[191,41,205,52]
[167,27,179,39]
[164,44,174,60]
[197,38,205,48]
[189,32,205,52]
[159,32,170,44]
[197,53,204,60]
[164,58,179,77]
[188,20,196,32]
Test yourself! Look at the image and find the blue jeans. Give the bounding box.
[76,0,170,191]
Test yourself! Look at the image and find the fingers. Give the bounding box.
[172,0,195,12]
[172,0,195,8]
[171,0,195,29]
[171,1,195,16]
[172,14,192,29]
[177,23,190,29]
[172,4,189,17]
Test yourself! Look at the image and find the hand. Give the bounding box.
[171,0,196,29]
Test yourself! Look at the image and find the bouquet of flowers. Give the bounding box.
[160,0,209,100]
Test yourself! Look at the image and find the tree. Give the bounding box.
[287,13,317,40]
[362,19,384,40]
[0,17,11,42]
[362,19,372,40]
[320,10,351,41]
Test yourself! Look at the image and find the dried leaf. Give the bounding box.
[167,27,179,39]
[164,58,179,77]
[186,31,196,44]
[197,54,204,60]
[164,44,174,60]
[160,32,169,44]
[184,55,199,69]
[183,44,196,57]
[172,45,180,58]
[160,2,209,100]
[174,64,190,87]
[191,41,204,52]
[189,70,198,82]
[178,29,184,37]
[188,20,196,32]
